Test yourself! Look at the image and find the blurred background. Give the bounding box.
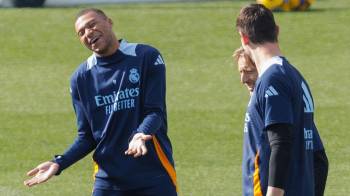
[1,0,227,7]
[0,0,349,195]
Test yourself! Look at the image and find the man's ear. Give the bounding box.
[107,18,113,26]
[239,32,249,45]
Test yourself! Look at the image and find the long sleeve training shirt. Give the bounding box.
[53,39,176,190]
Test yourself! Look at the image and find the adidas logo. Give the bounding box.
[265,86,279,98]
[154,55,165,66]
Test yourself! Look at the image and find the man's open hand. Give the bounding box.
[24,161,59,187]
[125,133,152,158]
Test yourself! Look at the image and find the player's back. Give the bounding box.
[254,56,322,195]
[281,59,316,196]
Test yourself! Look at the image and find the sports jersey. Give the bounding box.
[53,39,177,191]
[242,56,324,196]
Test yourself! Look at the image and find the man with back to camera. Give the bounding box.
[24,8,177,196]
[233,46,328,196]
[235,4,328,196]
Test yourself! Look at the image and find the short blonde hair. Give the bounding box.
[232,47,255,67]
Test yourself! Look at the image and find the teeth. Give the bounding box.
[91,37,98,44]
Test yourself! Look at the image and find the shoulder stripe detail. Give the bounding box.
[269,86,278,95]
[154,55,165,66]
[301,82,314,113]
[265,90,273,97]
[303,95,312,112]
[119,39,137,56]
[264,86,279,98]
[86,54,97,70]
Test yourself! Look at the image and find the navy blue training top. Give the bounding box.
[242,56,324,196]
[54,39,176,190]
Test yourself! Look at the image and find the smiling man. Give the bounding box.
[24,8,177,196]
[233,47,258,95]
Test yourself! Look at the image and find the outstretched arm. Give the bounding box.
[24,161,59,187]
[24,75,96,187]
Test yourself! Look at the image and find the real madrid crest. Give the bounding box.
[129,68,140,84]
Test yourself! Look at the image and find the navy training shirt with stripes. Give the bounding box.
[53,39,176,190]
[242,56,324,196]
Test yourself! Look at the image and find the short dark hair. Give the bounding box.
[236,4,278,44]
[76,8,108,21]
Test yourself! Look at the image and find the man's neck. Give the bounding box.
[94,37,120,57]
[250,42,282,75]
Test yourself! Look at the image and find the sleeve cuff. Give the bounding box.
[51,155,64,175]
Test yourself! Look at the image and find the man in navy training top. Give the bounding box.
[235,4,328,196]
[24,8,177,196]
[233,47,328,196]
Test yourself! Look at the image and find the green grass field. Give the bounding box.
[0,0,349,195]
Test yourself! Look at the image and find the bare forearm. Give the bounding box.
[267,186,284,196]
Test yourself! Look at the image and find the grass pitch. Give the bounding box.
[0,0,349,195]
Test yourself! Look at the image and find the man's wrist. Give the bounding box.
[51,155,63,175]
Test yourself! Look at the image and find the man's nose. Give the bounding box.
[86,28,94,37]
